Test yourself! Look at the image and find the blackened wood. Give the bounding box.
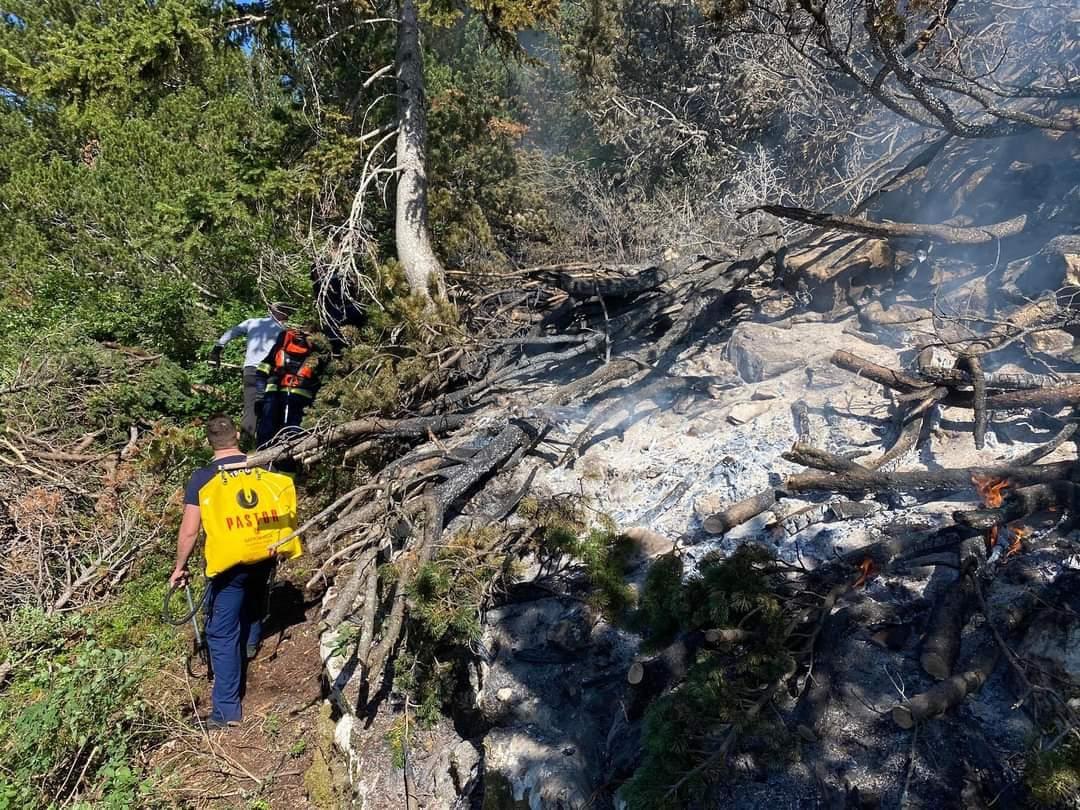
[868,409,927,470]
[434,419,542,509]
[1011,423,1078,466]
[915,367,1076,391]
[786,460,1074,495]
[961,355,989,449]
[808,526,981,586]
[791,399,811,443]
[753,204,1027,245]
[921,575,973,680]
[784,443,866,473]
[952,482,1080,530]
[831,350,930,393]
[945,384,1080,412]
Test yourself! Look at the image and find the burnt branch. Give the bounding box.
[753,205,1027,244]
[953,482,1080,530]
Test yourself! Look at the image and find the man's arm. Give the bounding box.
[169,504,202,587]
[215,319,252,348]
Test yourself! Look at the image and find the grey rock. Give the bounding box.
[726,323,805,381]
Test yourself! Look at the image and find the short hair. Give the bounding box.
[206,414,239,450]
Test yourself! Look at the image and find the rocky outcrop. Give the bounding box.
[726,321,830,381]
[473,595,638,809]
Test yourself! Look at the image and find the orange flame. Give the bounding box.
[853,557,877,588]
[1006,526,1030,558]
[972,475,1010,508]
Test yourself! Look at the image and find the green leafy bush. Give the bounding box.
[0,566,178,808]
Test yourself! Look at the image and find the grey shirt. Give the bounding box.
[216,316,284,368]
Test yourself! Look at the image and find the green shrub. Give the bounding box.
[531,497,635,619]
[1027,739,1080,807]
[633,553,685,646]
[621,546,795,809]
[0,565,178,808]
[397,526,515,725]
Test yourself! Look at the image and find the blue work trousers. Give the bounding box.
[256,389,311,449]
[204,560,272,723]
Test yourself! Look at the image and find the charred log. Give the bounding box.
[960,354,988,449]
[753,204,1027,244]
[1011,422,1078,466]
[952,481,1080,529]
[786,460,1075,495]
[892,642,999,728]
[920,575,974,681]
[831,350,929,393]
[914,367,1077,391]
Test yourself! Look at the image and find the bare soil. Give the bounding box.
[148,577,330,809]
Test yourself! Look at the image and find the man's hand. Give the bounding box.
[208,345,223,368]
[169,566,190,589]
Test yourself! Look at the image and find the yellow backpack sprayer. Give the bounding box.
[162,466,304,678]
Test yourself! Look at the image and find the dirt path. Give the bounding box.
[149,578,333,809]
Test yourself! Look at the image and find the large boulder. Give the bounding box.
[726,322,832,382]
[476,595,639,809]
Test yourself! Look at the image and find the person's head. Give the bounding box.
[205,414,240,451]
[268,302,297,324]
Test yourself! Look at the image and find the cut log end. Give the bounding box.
[627,661,645,685]
[920,651,952,681]
[705,628,751,644]
[892,705,916,729]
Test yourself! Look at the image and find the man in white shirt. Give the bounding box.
[210,303,295,442]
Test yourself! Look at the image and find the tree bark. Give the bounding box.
[785,460,1074,495]
[921,575,973,680]
[893,644,999,728]
[703,488,777,535]
[395,0,445,300]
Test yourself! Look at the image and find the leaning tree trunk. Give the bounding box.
[394,0,446,300]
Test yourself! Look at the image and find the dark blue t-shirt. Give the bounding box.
[183,454,247,506]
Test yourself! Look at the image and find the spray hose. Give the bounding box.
[161,581,206,626]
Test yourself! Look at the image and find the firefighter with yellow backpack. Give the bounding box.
[168,415,302,729]
[255,325,325,449]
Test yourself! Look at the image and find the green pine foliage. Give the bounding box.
[523,495,636,617]
[622,546,795,809]
[0,1,318,361]
[1027,740,1080,808]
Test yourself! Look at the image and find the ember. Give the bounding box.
[853,557,877,588]
[972,474,1010,508]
